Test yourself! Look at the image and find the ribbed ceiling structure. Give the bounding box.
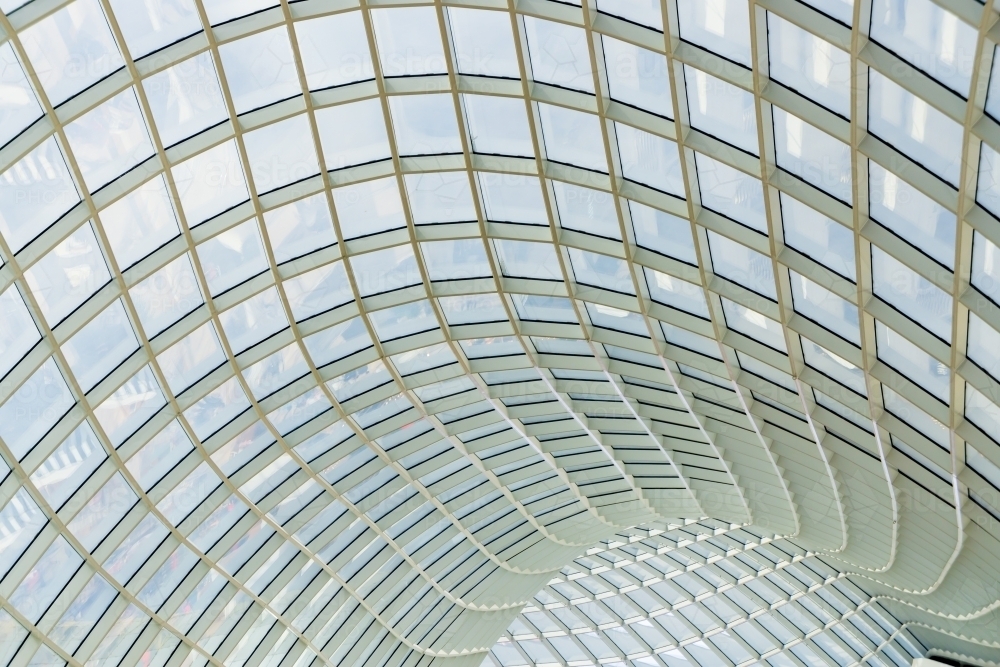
[0,0,1000,666]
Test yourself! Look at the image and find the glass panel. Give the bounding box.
[315,98,390,170]
[767,12,850,116]
[602,36,671,117]
[218,27,300,113]
[773,107,852,202]
[524,17,594,93]
[0,138,80,253]
[62,299,140,391]
[676,0,751,66]
[295,11,375,90]
[372,7,446,77]
[19,0,124,105]
[685,66,758,154]
[448,8,520,78]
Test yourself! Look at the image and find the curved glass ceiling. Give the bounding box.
[0,0,999,666]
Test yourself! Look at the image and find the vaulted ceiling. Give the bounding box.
[0,0,999,666]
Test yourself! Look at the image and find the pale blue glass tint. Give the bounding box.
[0,490,46,577]
[294,11,375,90]
[801,338,866,395]
[676,0,751,66]
[773,108,852,202]
[800,0,854,24]
[0,138,80,253]
[684,66,758,154]
[243,114,319,193]
[538,103,607,171]
[263,192,336,263]
[479,173,548,225]
[616,123,685,196]
[0,42,42,147]
[447,8,520,79]
[218,287,289,353]
[644,268,709,317]
[48,574,117,654]
[883,386,948,449]
[0,286,40,379]
[494,240,562,280]
[107,0,200,58]
[405,172,476,224]
[463,94,533,157]
[9,536,82,623]
[868,70,963,186]
[630,201,697,264]
[534,337,591,355]
[587,303,648,336]
[597,0,662,29]
[62,299,139,391]
[129,253,202,336]
[988,47,1000,121]
[171,139,248,225]
[30,422,106,510]
[19,0,124,105]
[868,161,955,267]
[966,312,1000,378]
[966,386,1000,445]
[23,222,111,326]
[708,231,776,299]
[388,94,463,155]
[184,376,250,439]
[972,231,1000,304]
[722,298,787,351]
[267,388,332,435]
[242,344,309,399]
[869,0,976,95]
[874,320,949,402]
[333,176,406,238]
[156,463,219,525]
[553,181,619,239]
[601,36,671,117]
[524,17,594,93]
[439,293,508,324]
[780,194,855,279]
[156,321,227,394]
[871,245,952,341]
[315,98,390,170]
[101,514,169,583]
[568,248,634,294]
[199,220,269,297]
[85,498,146,560]
[512,294,577,323]
[218,27,299,113]
[284,261,352,321]
[328,361,392,401]
[695,153,766,232]
[372,7,446,77]
[100,175,178,269]
[93,365,166,447]
[766,13,850,117]
[142,52,227,147]
[64,88,154,192]
[0,358,75,459]
[370,300,438,341]
[977,143,1000,220]
[422,239,492,281]
[789,271,860,345]
[662,321,722,358]
[211,422,274,473]
[203,0,276,24]
[350,245,421,296]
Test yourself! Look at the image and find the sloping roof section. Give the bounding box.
[0,0,997,666]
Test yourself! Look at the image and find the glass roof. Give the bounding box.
[0,0,998,666]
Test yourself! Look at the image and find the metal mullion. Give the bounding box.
[744,0,848,554]
[505,0,694,525]
[0,11,310,667]
[655,0,805,533]
[199,1,578,618]
[95,0,489,659]
[296,0,617,570]
[406,0,647,537]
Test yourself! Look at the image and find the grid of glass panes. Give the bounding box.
[486,523,924,667]
[0,0,997,665]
